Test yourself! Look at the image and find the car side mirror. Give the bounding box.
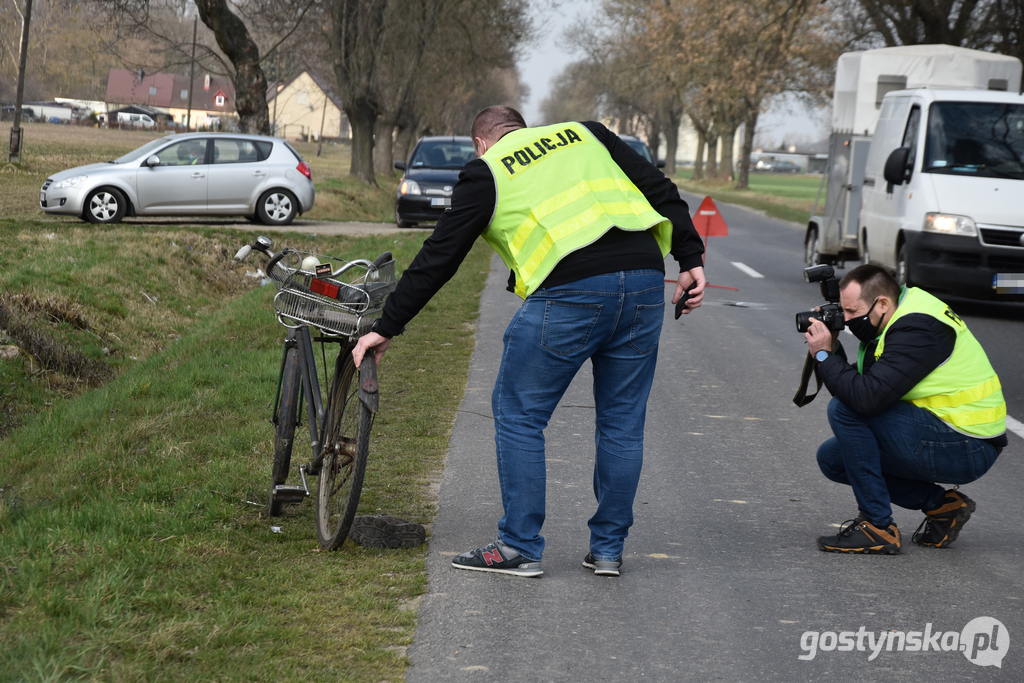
[883,147,911,193]
[145,155,160,167]
[393,160,406,171]
[656,159,666,169]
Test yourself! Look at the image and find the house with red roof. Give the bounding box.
[105,69,237,129]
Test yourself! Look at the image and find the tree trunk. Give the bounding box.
[647,121,661,162]
[694,132,706,180]
[706,134,719,179]
[720,125,736,181]
[373,119,395,174]
[736,108,759,190]
[193,0,270,134]
[348,101,377,185]
[664,120,679,176]
[394,123,414,164]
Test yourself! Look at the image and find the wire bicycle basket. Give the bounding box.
[268,250,397,339]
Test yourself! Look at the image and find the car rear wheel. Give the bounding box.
[84,188,127,224]
[257,189,298,225]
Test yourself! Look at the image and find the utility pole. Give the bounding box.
[8,0,33,164]
[271,51,279,137]
[316,93,328,157]
[185,16,197,132]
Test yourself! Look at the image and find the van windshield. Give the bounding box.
[922,101,1024,180]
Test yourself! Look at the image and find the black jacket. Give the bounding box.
[818,312,1007,450]
[376,121,704,338]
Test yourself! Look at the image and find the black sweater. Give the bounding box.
[376,121,705,338]
[818,313,1007,451]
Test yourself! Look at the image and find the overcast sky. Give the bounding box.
[516,0,830,147]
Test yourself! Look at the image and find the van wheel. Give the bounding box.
[896,244,912,287]
[861,233,870,265]
[84,188,127,224]
[804,228,820,267]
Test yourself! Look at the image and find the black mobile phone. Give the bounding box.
[674,282,697,320]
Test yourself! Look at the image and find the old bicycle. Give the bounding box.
[235,236,396,549]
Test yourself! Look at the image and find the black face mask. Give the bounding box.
[847,298,882,343]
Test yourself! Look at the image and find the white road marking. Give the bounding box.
[730,262,765,278]
[1006,415,1024,440]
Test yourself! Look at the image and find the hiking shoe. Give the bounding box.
[348,515,426,549]
[818,517,901,554]
[912,489,977,548]
[582,553,622,577]
[451,539,543,577]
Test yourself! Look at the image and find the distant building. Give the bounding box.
[104,68,237,129]
[267,71,349,141]
[22,102,74,123]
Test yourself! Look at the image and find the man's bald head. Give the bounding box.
[471,106,527,153]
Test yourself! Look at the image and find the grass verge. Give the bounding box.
[0,228,493,680]
[672,169,825,226]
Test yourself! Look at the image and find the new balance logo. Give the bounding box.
[482,548,504,566]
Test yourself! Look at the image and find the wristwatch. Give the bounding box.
[815,349,830,363]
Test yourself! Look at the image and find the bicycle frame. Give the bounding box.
[279,325,351,473]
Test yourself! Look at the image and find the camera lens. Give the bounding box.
[795,311,816,333]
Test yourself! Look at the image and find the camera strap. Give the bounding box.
[792,353,823,407]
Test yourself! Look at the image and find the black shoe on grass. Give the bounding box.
[912,489,976,548]
[451,539,543,577]
[348,515,426,549]
[582,553,622,577]
[818,517,901,554]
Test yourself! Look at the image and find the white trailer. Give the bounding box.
[805,45,1022,277]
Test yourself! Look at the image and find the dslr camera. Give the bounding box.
[795,265,844,333]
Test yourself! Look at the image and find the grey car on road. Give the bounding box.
[39,132,315,225]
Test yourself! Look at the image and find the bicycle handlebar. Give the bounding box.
[234,236,392,279]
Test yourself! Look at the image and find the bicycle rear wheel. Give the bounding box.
[315,349,373,550]
[269,344,301,516]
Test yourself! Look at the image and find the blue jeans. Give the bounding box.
[817,397,1000,527]
[492,270,665,562]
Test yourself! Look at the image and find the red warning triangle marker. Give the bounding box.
[663,195,738,293]
[694,196,729,237]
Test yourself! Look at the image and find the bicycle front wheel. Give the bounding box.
[315,350,373,550]
[269,344,301,517]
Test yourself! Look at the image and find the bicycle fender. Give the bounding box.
[358,356,379,414]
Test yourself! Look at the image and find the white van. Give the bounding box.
[861,88,1024,295]
[117,112,156,130]
[807,45,1024,298]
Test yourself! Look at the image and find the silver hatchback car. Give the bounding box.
[39,132,315,225]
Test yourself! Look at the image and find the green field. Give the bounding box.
[0,125,488,681]
[673,168,824,225]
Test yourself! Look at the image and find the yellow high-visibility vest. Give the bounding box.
[480,122,672,298]
[873,287,1006,438]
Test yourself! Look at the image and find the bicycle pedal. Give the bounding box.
[272,484,309,504]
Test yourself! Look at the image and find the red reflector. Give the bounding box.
[310,278,339,299]
[297,161,312,179]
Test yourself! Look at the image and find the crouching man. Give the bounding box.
[804,265,1007,554]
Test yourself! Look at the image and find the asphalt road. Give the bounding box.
[405,194,1023,682]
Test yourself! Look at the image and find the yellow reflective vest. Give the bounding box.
[479,122,673,298]
[871,287,1006,438]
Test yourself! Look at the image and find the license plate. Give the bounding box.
[39,193,45,203]
[430,198,450,208]
[993,273,1024,294]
